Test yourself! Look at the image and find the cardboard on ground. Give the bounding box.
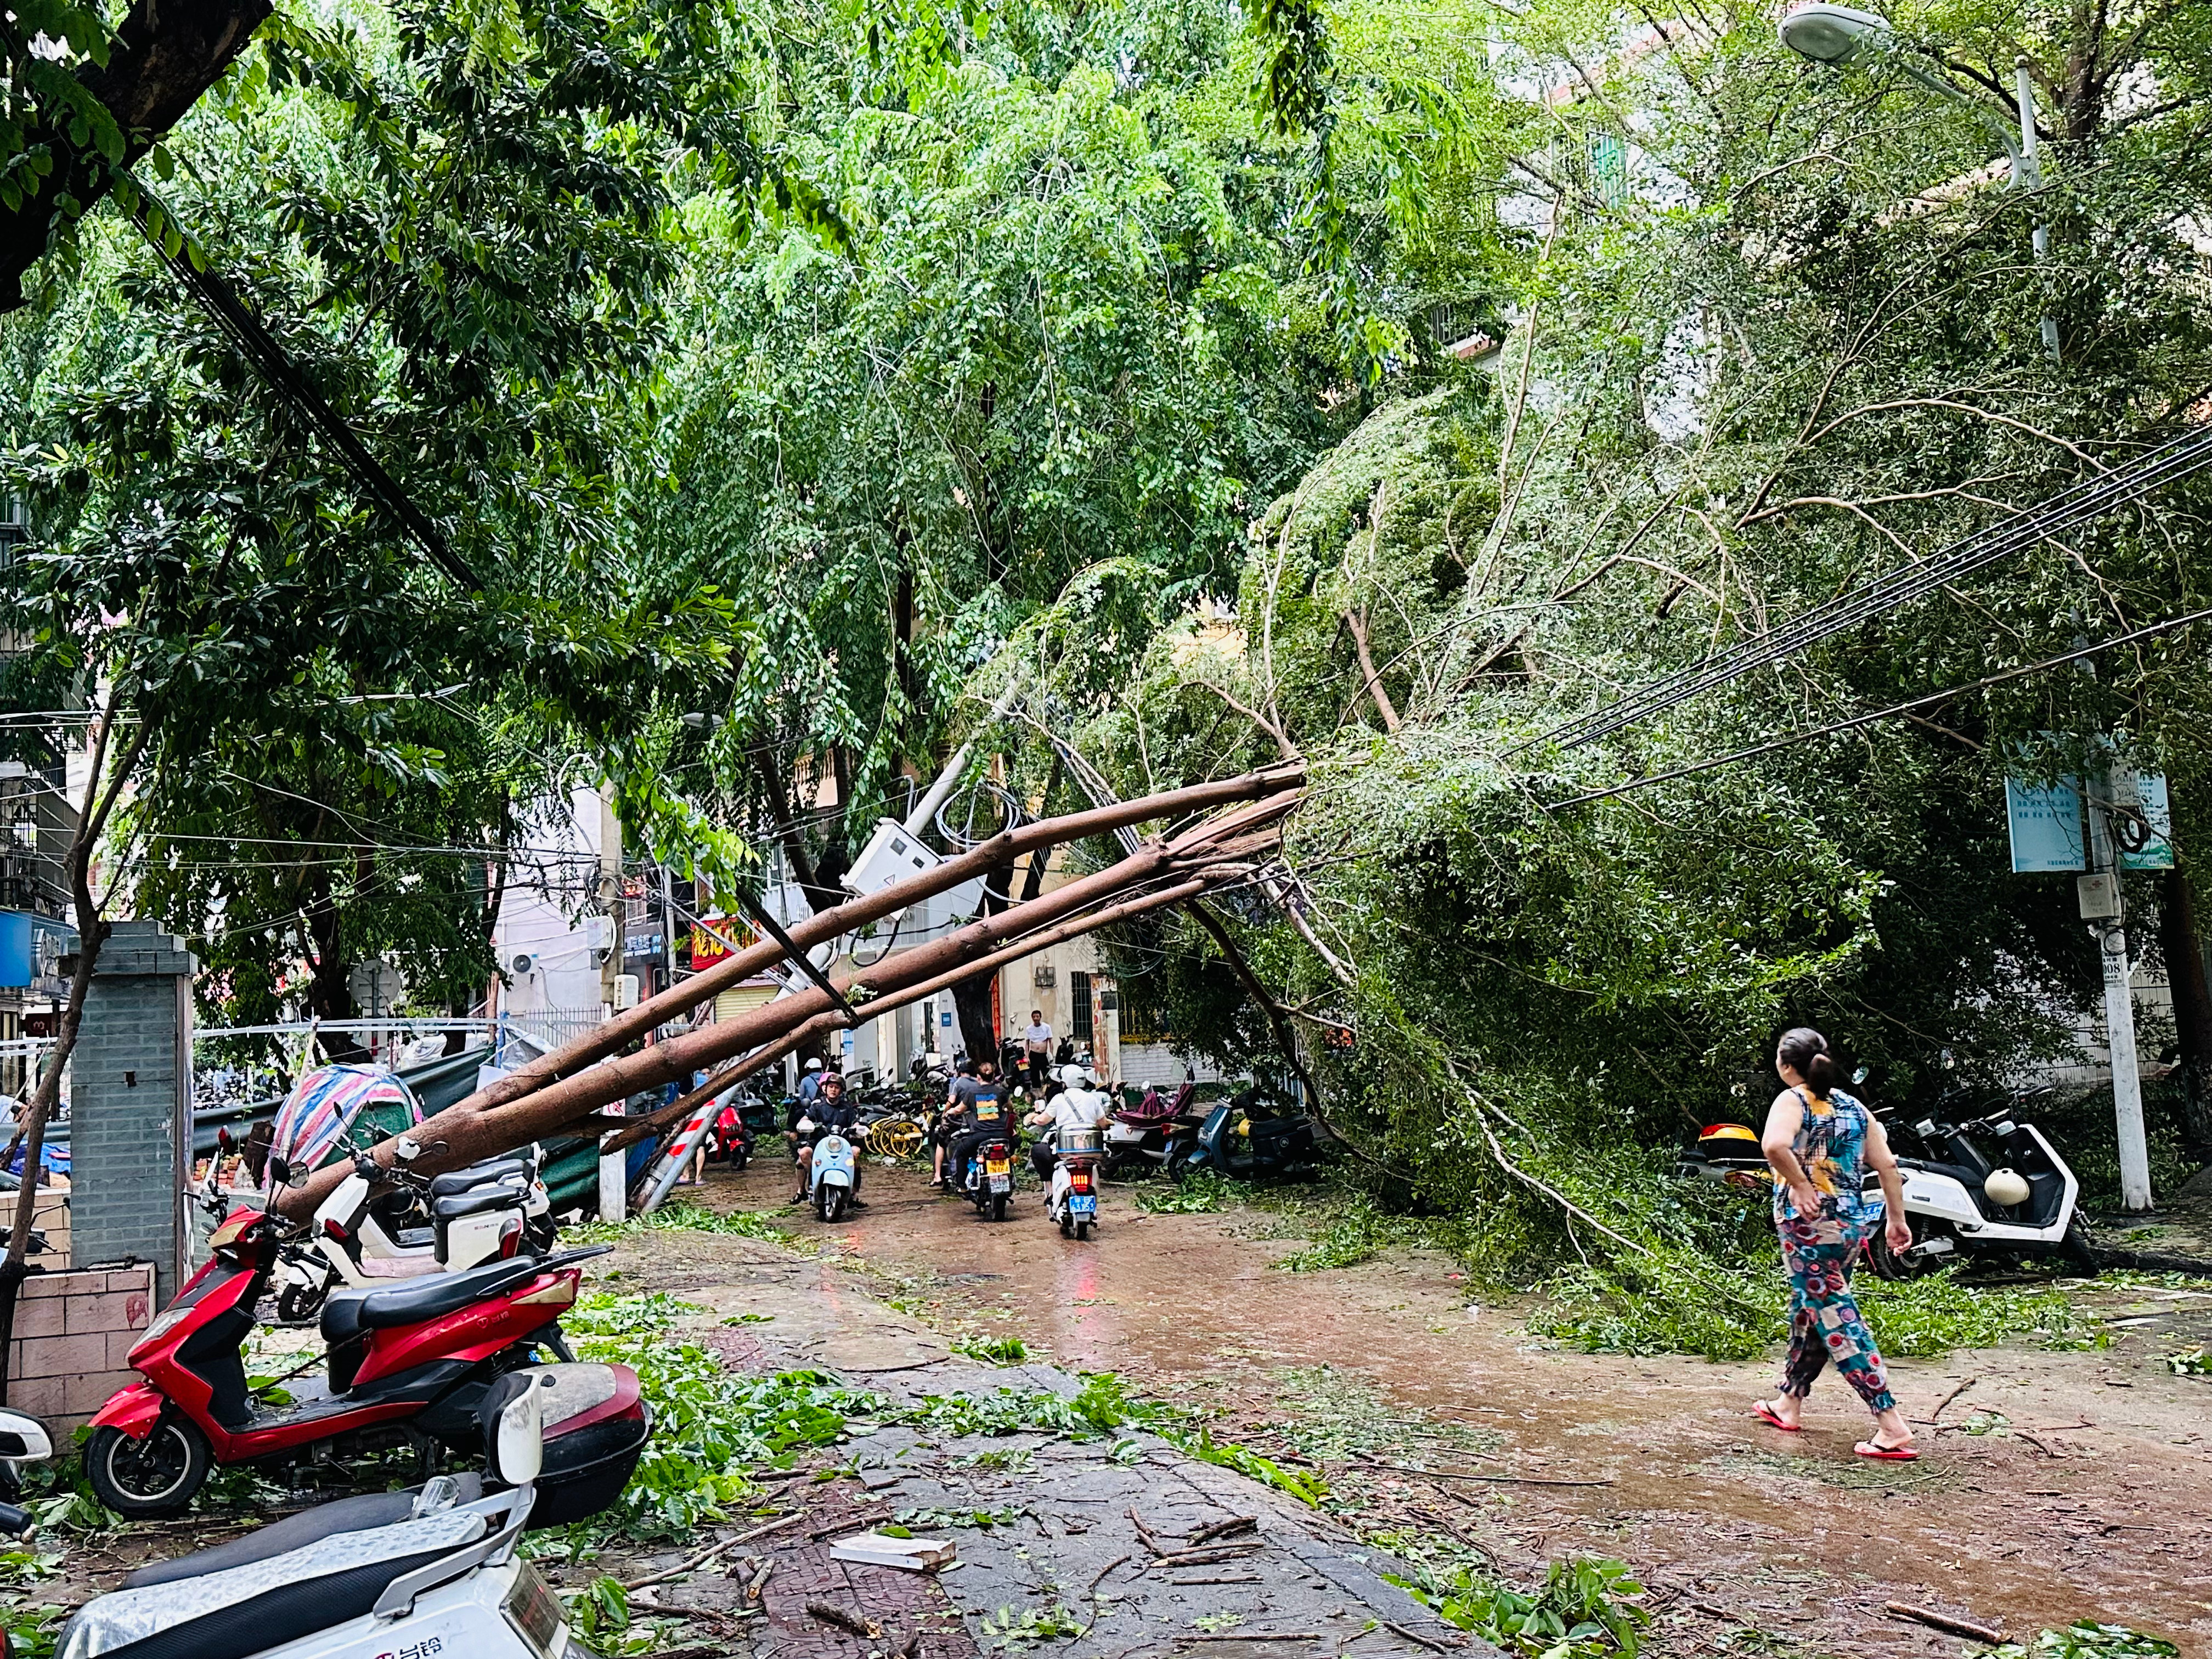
[828,1531,957,1571]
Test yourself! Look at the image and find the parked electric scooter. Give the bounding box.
[1104,1071,1202,1177]
[274,1146,554,1324]
[1182,1088,1322,1180]
[1867,1091,2088,1278]
[0,1406,54,1538]
[83,1183,604,1517]
[59,1367,640,1659]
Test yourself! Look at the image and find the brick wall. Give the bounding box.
[7,1263,154,1430]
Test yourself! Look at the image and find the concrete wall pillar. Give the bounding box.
[68,922,196,1300]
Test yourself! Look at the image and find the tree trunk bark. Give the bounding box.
[271,773,1301,1216]
[2,696,151,1400]
[1,0,273,310]
[2160,867,2212,1153]
[613,876,1211,1153]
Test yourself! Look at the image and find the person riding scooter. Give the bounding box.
[931,1056,974,1189]
[791,1071,865,1209]
[944,1059,1013,1199]
[1025,1065,1111,1187]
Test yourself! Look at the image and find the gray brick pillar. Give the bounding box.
[67,923,196,1300]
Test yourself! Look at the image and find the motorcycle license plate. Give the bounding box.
[990,1172,1012,1193]
[503,1556,566,1657]
[1070,1194,1097,1214]
[986,1159,1010,1175]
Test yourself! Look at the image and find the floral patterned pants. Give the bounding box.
[1776,1220,1894,1413]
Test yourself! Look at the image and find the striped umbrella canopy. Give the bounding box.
[268,1064,422,1181]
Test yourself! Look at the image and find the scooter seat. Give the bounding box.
[432,1182,526,1222]
[61,1499,488,1659]
[321,1255,543,1346]
[121,1475,478,1585]
[430,1157,531,1197]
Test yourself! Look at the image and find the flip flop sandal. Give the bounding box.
[1752,1401,1800,1432]
[1854,1440,1920,1461]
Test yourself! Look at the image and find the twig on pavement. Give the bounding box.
[1381,1617,1460,1652]
[623,1539,735,1592]
[1928,1377,1978,1421]
[1884,1602,2006,1644]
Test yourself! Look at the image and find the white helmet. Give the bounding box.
[804,1058,823,1073]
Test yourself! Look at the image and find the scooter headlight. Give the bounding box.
[138,1304,195,1349]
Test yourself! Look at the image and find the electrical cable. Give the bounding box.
[125,182,481,593]
[1521,422,2212,754]
[1545,602,2212,809]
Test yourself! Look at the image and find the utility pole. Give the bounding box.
[2081,761,2154,1210]
[659,862,679,1003]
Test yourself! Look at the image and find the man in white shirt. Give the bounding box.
[1022,1011,1053,1088]
[1025,1065,1110,1184]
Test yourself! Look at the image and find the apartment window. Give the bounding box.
[1068,970,1093,1042]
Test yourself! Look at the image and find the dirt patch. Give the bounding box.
[695,1156,2212,1657]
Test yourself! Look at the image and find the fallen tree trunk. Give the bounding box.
[607,874,1220,1155]
[274,780,1299,1216]
[444,765,1294,1109]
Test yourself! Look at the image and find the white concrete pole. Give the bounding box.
[597,1131,628,1224]
[2086,777,2154,1210]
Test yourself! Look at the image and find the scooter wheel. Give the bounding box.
[991,1193,1009,1223]
[1864,1224,1942,1282]
[275,1279,327,1327]
[1076,1219,1092,1242]
[86,1418,211,1519]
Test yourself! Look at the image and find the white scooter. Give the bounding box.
[58,1372,576,1659]
[1866,1098,2087,1279]
[802,1118,859,1223]
[0,1406,55,1538]
[1043,1124,1103,1240]
[273,1141,554,1324]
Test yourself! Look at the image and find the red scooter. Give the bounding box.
[84,1205,603,1517]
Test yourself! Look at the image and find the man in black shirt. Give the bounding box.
[791,1072,866,1207]
[944,1059,1013,1197]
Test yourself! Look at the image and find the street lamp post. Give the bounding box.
[1779,3,2060,361]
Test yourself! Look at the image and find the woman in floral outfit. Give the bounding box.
[1752,1026,1920,1460]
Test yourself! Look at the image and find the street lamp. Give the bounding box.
[1779,3,2059,360]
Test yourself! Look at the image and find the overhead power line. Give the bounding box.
[1521,421,2212,755]
[127,184,482,594]
[1547,602,2212,809]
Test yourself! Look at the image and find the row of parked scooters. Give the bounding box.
[2,1133,652,1657]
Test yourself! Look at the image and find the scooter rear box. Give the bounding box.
[526,1362,653,1528]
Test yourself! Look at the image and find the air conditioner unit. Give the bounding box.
[613,973,641,1010]
[1032,964,1056,988]
[509,951,539,977]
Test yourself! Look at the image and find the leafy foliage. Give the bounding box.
[1530,1258,2094,1362]
[1398,1558,1648,1658]
[562,1292,884,1540]
[1987,1625,2182,1659]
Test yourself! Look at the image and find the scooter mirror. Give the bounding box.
[269,1156,308,1188]
[494,1378,546,1487]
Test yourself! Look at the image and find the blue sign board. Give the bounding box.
[2005,777,2084,872]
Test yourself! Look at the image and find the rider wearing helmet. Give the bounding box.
[1025,1064,1111,1185]
[792,1071,865,1206]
